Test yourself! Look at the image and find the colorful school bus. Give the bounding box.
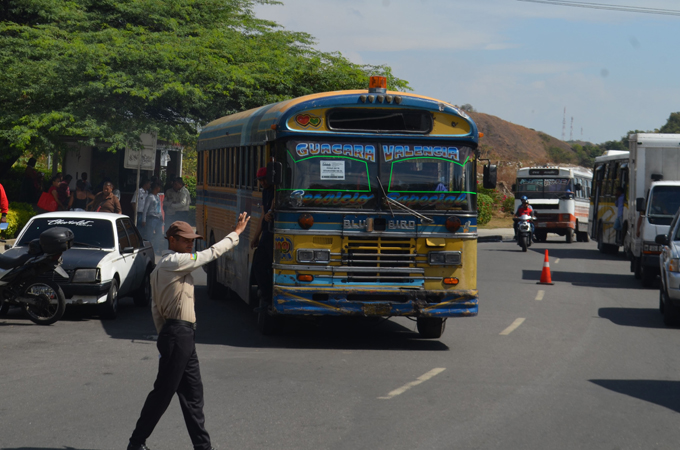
[195,77,494,338]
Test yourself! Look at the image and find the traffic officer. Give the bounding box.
[128,214,250,450]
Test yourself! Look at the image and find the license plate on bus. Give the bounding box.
[363,303,392,316]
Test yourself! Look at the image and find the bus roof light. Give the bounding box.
[386,95,393,103]
[369,76,387,93]
[297,274,314,282]
[359,95,367,103]
[443,277,459,285]
[377,95,384,103]
[394,96,402,104]
[368,95,375,103]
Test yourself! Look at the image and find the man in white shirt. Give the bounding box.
[164,177,191,227]
[131,179,151,227]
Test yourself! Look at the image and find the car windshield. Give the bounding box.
[16,218,115,248]
[516,178,573,199]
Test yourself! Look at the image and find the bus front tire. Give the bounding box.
[417,317,446,339]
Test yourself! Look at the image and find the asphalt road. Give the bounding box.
[1,237,679,450]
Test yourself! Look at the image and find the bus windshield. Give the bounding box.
[516,178,573,199]
[277,140,475,211]
[279,140,378,210]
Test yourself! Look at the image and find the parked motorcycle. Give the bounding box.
[514,214,534,252]
[0,227,74,325]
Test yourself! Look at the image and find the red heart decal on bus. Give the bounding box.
[296,114,310,126]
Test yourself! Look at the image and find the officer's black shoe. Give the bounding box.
[127,442,150,450]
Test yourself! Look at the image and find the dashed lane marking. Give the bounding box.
[500,318,526,335]
[378,368,446,400]
[535,290,545,301]
[554,258,560,264]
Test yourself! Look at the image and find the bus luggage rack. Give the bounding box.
[340,237,418,283]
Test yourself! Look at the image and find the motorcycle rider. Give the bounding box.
[514,196,535,240]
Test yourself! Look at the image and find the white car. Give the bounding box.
[657,207,680,326]
[4,212,155,319]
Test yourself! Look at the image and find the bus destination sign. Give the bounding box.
[529,169,560,176]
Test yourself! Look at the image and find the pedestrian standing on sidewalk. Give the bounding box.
[141,182,163,254]
[128,213,250,450]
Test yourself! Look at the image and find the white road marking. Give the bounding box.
[535,290,545,301]
[378,368,446,400]
[554,258,560,264]
[500,318,526,335]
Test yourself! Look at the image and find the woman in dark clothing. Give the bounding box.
[69,180,95,211]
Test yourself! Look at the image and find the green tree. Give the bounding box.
[0,0,410,175]
[659,112,680,133]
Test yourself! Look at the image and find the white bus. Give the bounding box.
[514,166,592,243]
[589,150,629,254]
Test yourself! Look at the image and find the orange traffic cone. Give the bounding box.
[537,249,554,285]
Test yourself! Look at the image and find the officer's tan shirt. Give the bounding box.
[150,232,239,333]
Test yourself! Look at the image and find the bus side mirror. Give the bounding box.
[655,234,669,246]
[483,164,497,189]
[636,197,645,212]
[267,162,283,185]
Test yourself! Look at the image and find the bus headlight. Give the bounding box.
[428,251,462,266]
[297,249,330,263]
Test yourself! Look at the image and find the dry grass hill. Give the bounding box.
[467,111,577,189]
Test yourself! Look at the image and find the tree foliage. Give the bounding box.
[659,112,680,133]
[0,0,410,173]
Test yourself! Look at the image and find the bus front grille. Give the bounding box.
[341,237,418,283]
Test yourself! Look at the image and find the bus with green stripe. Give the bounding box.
[195,76,495,338]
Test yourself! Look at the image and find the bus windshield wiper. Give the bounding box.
[376,176,434,224]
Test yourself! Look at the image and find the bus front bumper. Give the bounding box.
[272,286,478,318]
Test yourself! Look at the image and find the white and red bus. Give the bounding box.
[514,166,592,243]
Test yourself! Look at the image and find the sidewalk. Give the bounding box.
[477,228,514,243]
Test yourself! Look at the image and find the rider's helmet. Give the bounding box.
[520,195,528,204]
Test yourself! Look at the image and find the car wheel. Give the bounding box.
[662,290,680,326]
[417,317,446,339]
[100,279,119,320]
[133,270,151,307]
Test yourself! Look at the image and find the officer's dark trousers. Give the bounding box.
[130,321,211,450]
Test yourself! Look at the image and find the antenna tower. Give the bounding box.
[570,117,574,141]
[561,107,566,141]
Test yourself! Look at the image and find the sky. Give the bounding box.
[253,0,680,144]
